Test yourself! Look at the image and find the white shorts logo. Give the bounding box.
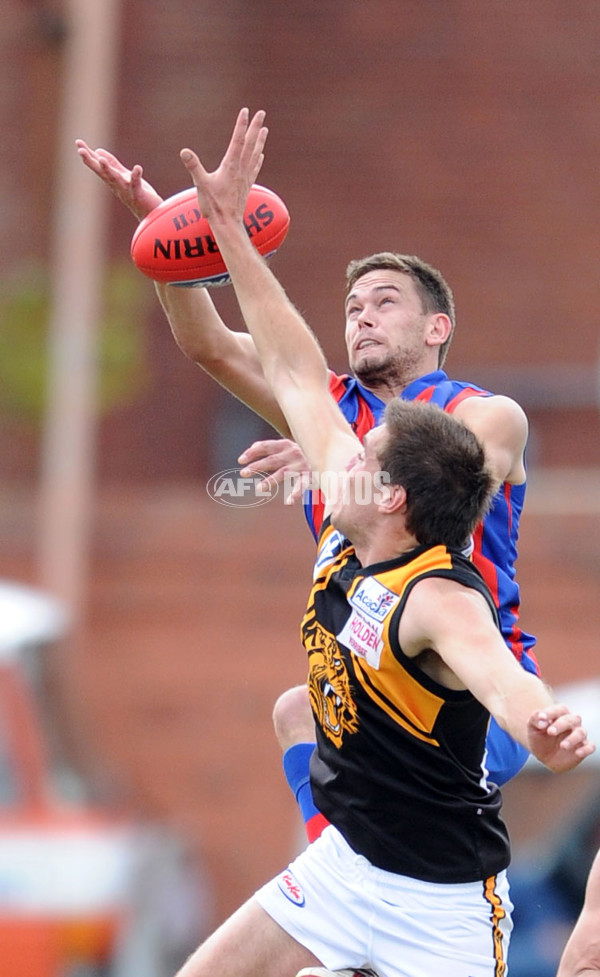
[277,870,305,906]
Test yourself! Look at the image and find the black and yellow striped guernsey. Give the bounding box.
[303,520,511,884]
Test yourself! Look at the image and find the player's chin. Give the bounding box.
[352,350,389,381]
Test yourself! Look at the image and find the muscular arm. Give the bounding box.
[453,394,528,487]
[180,110,359,481]
[154,282,290,433]
[75,139,288,434]
[399,577,594,772]
[557,849,600,977]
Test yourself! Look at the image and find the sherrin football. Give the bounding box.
[130,184,290,287]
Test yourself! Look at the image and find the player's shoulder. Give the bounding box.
[453,390,528,432]
[399,562,496,660]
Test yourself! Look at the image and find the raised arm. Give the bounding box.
[179,108,360,480]
[75,140,289,434]
[400,577,595,772]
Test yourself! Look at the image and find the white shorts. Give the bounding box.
[255,825,513,977]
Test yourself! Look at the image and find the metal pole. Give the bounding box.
[38,0,121,624]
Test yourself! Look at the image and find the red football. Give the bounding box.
[130,184,290,287]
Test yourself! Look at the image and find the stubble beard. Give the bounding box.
[352,346,424,395]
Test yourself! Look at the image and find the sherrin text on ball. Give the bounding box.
[130,184,290,287]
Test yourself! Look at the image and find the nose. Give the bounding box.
[357,306,375,327]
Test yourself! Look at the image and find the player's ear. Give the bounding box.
[376,480,406,514]
[425,313,452,350]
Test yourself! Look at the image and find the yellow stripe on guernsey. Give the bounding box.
[345,545,454,746]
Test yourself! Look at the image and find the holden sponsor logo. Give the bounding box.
[277,870,305,906]
[206,468,279,507]
[338,608,384,669]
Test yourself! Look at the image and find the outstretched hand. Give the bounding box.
[239,438,311,505]
[179,108,268,228]
[75,141,163,221]
[527,703,595,773]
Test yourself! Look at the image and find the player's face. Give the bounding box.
[344,270,432,388]
[330,426,388,540]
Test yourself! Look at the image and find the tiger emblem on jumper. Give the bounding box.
[305,619,359,748]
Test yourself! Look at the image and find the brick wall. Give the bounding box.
[2,0,600,937]
[1,0,599,479]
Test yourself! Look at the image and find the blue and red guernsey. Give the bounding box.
[303,369,539,675]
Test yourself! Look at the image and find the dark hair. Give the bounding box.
[345,252,456,366]
[377,400,493,548]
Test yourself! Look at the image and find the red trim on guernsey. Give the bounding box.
[327,371,375,440]
[414,386,436,403]
[306,812,330,843]
[471,522,501,612]
[445,387,488,413]
[354,399,376,441]
[507,609,524,664]
[504,483,513,536]
[328,372,348,397]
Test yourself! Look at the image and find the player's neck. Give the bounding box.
[357,378,402,403]
[354,525,419,568]
[356,359,441,402]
